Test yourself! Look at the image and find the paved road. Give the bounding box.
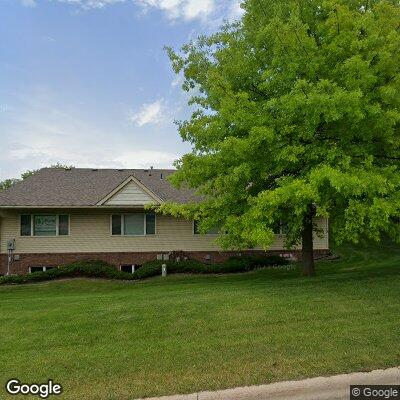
[140,366,400,400]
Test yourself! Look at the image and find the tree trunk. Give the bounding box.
[302,205,316,277]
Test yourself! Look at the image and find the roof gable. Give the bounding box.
[97,176,163,206]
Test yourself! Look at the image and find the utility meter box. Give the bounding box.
[7,239,15,251]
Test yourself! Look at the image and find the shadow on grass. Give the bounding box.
[218,238,400,287]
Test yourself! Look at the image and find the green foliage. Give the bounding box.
[159,0,400,250]
[0,261,134,285]
[0,256,289,285]
[133,260,206,279]
[134,255,289,279]
[0,179,20,190]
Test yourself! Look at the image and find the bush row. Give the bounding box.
[0,255,289,285]
[134,255,289,279]
[0,260,135,285]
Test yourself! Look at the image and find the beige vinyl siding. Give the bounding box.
[0,210,329,254]
[105,181,155,206]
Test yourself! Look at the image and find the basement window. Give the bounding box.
[120,265,141,273]
[29,266,56,273]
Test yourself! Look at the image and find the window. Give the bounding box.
[124,214,144,235]
[111,214,156,236]
[193,220,220,235]
[120,265,141,273]
[34,215,57,236]
[146,214,156,235]
[21,215,69,236]
[273,221,289,235]
[21,215,32,236]
[58,215,69,236]
[112,215,122,235]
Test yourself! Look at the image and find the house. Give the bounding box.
[0,168,329,275]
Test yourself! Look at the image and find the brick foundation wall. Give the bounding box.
[184,249,331,263]
[0,249,331,275]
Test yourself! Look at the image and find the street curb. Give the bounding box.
[139,366,400,400]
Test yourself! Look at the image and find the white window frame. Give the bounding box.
[119,264,137,273]
[110,213,157,236]
[20,214,70,237]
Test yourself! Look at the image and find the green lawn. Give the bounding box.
[1,241,399,399]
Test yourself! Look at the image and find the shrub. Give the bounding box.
[137,254,289,277]
[132,259,209,279]
[228,255,290,268]
[0,274,28,284]
[0,255,290,285]
[217,258,254,273]
[132,262,162,280]
[0,260,135,285]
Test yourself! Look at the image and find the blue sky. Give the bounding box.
[0,0,242,180]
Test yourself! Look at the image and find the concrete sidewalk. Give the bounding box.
[140,366,400,400]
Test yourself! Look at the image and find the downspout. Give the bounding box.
[0,212,6,275]
[0,212,3,275]
[1,211,16,275]
[0,211,10,275]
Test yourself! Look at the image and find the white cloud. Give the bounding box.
[0,104,12,113]
[52,0,124,9]
[137,0,215,21]
[0,111,179,180]
[113,149,178,168]
[2,131,179,180]
[47,0,215,18]
[130,99,165,127]
[21,0,36,7]
[171,74,184,88]
[29,0,241,23]
[0,88,188,181]
[228,0,244,20]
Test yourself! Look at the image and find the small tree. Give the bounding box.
[159,0,400,276]
[0,179,20,190]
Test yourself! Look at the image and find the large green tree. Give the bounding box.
[159,0,400,276]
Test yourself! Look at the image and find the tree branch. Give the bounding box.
[334,7,340,35]
[293,27,310,56]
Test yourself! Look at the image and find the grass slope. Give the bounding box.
[0,241,399,399]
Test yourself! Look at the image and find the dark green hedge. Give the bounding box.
[0,260,135,285]
[0,255,289,285]
[136,255,289,279]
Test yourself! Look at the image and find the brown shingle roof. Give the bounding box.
[0,168,199,207]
